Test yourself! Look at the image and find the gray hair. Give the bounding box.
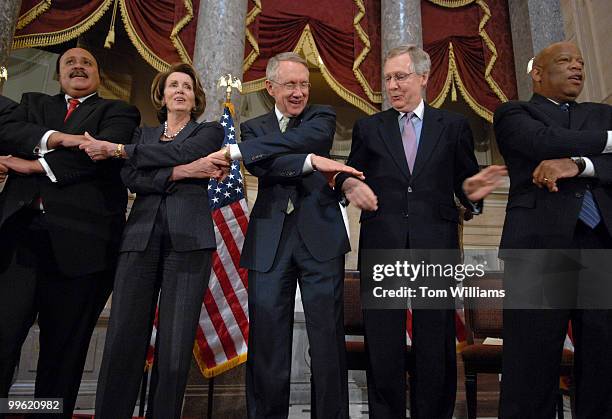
[385,44,431,75]
[266,52,308,81]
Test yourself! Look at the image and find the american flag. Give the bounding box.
[147,105,250,377]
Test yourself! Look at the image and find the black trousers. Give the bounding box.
[95,204,212,419]
[0,209,113,418]
[363,308,457,419]
[246,213,348,419]
[500,222,612,419]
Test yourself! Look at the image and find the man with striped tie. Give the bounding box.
[495,42,612,418]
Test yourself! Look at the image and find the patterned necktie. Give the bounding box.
[279,115,289,133]
[278,115,294,213]
[560,102,602,228]
[402,112,418,172]
[64,98,80,122]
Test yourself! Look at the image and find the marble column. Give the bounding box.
[0,0,21,92]
[380,0,422,109]
[192,0,247,123]
[508,0,565,100]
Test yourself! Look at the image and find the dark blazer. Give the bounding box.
[494,94,612,249]
[0,95,17,149]
[337,104,480,251]
[239,104,350,272]
[0,92,140,276]
[119,120,224,252]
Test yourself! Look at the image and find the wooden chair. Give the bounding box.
[343,270,412,372]
[461,272,574,419]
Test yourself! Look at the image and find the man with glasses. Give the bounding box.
[233,52,351,418]
[334,44,505,418]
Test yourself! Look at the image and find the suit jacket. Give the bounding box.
[239,104,350,272]
[337,104,480,250]
[495,94,612,249]
[0,95,17,149]
[0,92,140,276]
[119,120,224,252]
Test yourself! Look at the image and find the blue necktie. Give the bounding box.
[560,102,601,228]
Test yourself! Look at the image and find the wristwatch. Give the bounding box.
[570,157,586,174]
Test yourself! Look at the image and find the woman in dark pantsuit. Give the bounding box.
[82,63,226,419]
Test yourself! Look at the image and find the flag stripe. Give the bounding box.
[204,287,239,360]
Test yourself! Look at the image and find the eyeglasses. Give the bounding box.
[384,72,416,84]
[269,80,312,91]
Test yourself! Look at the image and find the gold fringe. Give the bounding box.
[427,0,475,7]
[475,0,508,102]
[243,25,378,115]
[118,0,169,71]
[427,0,509,117]
[429,43,455,108]
[16,0,51,31]
[429,43,493,122]
[170,0,194,64]
[12,0,113,50]
[242,0,262,74]
[193,342,248,379]
[352,0,382,103]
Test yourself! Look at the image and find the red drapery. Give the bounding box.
[13,0,199,71]
[242,0,382,115]
[422,0,517,121]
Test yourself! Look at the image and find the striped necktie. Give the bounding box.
[560,102,601,228]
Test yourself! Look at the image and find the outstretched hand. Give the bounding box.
[463,164,507,201]
[341,177,378,211]
[532,158,579,192]
[0,155,44,175]
[310,155,365,187]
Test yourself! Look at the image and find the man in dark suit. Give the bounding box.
[0,47,139,416]
[232,52,351,419]
[495,42,612,418]
[0,95,17,182]
[335,44,505,419]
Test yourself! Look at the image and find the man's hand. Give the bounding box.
[341,177,378,211]
[0,155,44,175]
[48,132,89,149]
[207,148,232,167]
[171,156,229,181]
[463,164,507,201]
[79,132,117,160]
[0,163,7,182]
[532,158,579,192]
[311,155,365,187]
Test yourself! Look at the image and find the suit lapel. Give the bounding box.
[44,94,69,130]
[172,120,198,144]
[65,94,101,132]
[261,109,280,135]
[411,104,443,180]
[570,102,589,130]
[378,108,410,181]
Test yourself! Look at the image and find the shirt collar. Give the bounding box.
[274,105,285,122]
[546,97,560,106]
[65,92,97,104]
[398,99,425,121]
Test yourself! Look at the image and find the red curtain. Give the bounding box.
[422,0,517,121]
[13,0,199,71]
[243,0,382,115]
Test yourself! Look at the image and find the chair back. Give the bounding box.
[343,270,364,335]
[463,271,504,344]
